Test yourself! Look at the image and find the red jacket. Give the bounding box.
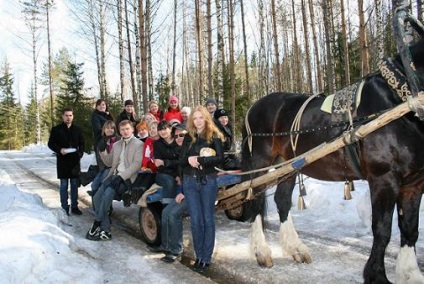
[149,109,163,122]
[163,108,183,123]
[141,137,158,172]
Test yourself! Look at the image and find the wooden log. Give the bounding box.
[217,96,424,202]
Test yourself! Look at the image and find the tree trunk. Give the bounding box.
[99,0,108,98]
[124,0,136,101]
[374,0,384,59]
[322,0,336,93]
[216,0,225,102]
[358,0,370,76]
[240,0,250,102]
[258,0,268,97]
[133,1,141,111]
[46,0,54,129]
[195,0,204,103]
[291,0,301,92]
[144,0,152,101]
[118,0,125,102]
[271,0,282,90]
[300,0,313,94]
[418,0,423,22]
[228,0,236,135]
[206,0,213,98]
[171,0,177,96]
[340,0,351,85]
[308,0,323,92]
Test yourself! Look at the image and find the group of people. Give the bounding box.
[48,95,239,273]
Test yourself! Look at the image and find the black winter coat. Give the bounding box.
[180,134,224,177]
[115,110,138,129]
[48,123,85,179]
[91,109,113,146]
[153,138,181,177]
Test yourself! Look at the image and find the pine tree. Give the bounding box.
[56,60,94,153]
[0,61,22,150]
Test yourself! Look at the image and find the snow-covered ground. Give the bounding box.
[0,144,423,283]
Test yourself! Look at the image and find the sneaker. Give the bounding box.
[161,253,181,263]
[85,221,101,241]
[147,244,167,253]
[99,230,112,241]
[71,207,83,215]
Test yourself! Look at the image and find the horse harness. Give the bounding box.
[244,56,417,181]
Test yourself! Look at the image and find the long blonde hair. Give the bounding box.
[187,106,224,144]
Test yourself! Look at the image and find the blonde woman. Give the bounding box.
[179,106,224,272]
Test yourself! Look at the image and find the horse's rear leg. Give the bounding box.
[395,187,424,283]
[275,176,312,263]
[364,176,398,284]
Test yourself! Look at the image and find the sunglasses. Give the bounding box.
[174,134,185,138]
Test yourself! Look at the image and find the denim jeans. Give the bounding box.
[60,178,78,210]
[92,176,124,232]
[91,168,111,193]
[161,198,188,255]
[183,174,218,264]
[155,173,176,204]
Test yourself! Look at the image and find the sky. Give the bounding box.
[1,144,424,283]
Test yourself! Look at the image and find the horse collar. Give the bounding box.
[378,58,411,101]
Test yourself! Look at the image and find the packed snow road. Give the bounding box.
[2,150,424,283]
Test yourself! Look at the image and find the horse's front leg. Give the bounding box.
[395,186,424,284]
[363,176,398,284]
[250,213,273,267]
[275,178,312,263]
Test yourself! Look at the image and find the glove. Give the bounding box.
[97,139,107,152]
[108,175,123,190]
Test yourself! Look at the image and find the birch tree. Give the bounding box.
[271,0,282,90]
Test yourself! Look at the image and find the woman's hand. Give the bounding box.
[154,159,164,167]
[188,156,200,168]
[175,193,185,203]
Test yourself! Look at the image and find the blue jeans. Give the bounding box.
[60,178,78,210]
[91,168,111,193]
[155,173,176,204]
[93,176,126,232]
[183,174,218,264]
[161,198,188,255]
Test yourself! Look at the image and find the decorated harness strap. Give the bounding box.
[378,57,411,101]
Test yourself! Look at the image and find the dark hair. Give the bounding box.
[62,107,73,114]
[95,99,109,112]
[157,120,171,131]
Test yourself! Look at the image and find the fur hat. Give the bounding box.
[205,97,217,107]
[214,109,228,120]
[124,99,134,106]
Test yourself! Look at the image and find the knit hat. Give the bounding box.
[124,99,134,106]
[205,97,217,107]
[214,109,228,120]
[168,95,179,104]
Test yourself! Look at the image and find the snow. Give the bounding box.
[0,144,423,283]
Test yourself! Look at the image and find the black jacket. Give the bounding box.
[216,123,233,151]
[180,134,224,177]
[115,110,138,129]
[91,109,113,146]
[153,138,181,177]
[48,123,85,179]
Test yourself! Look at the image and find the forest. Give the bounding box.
[0,0,422,151]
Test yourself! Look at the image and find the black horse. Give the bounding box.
[241,37,424,283]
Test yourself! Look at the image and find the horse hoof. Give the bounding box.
[255,253,273,268]
[293,252,312,264]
